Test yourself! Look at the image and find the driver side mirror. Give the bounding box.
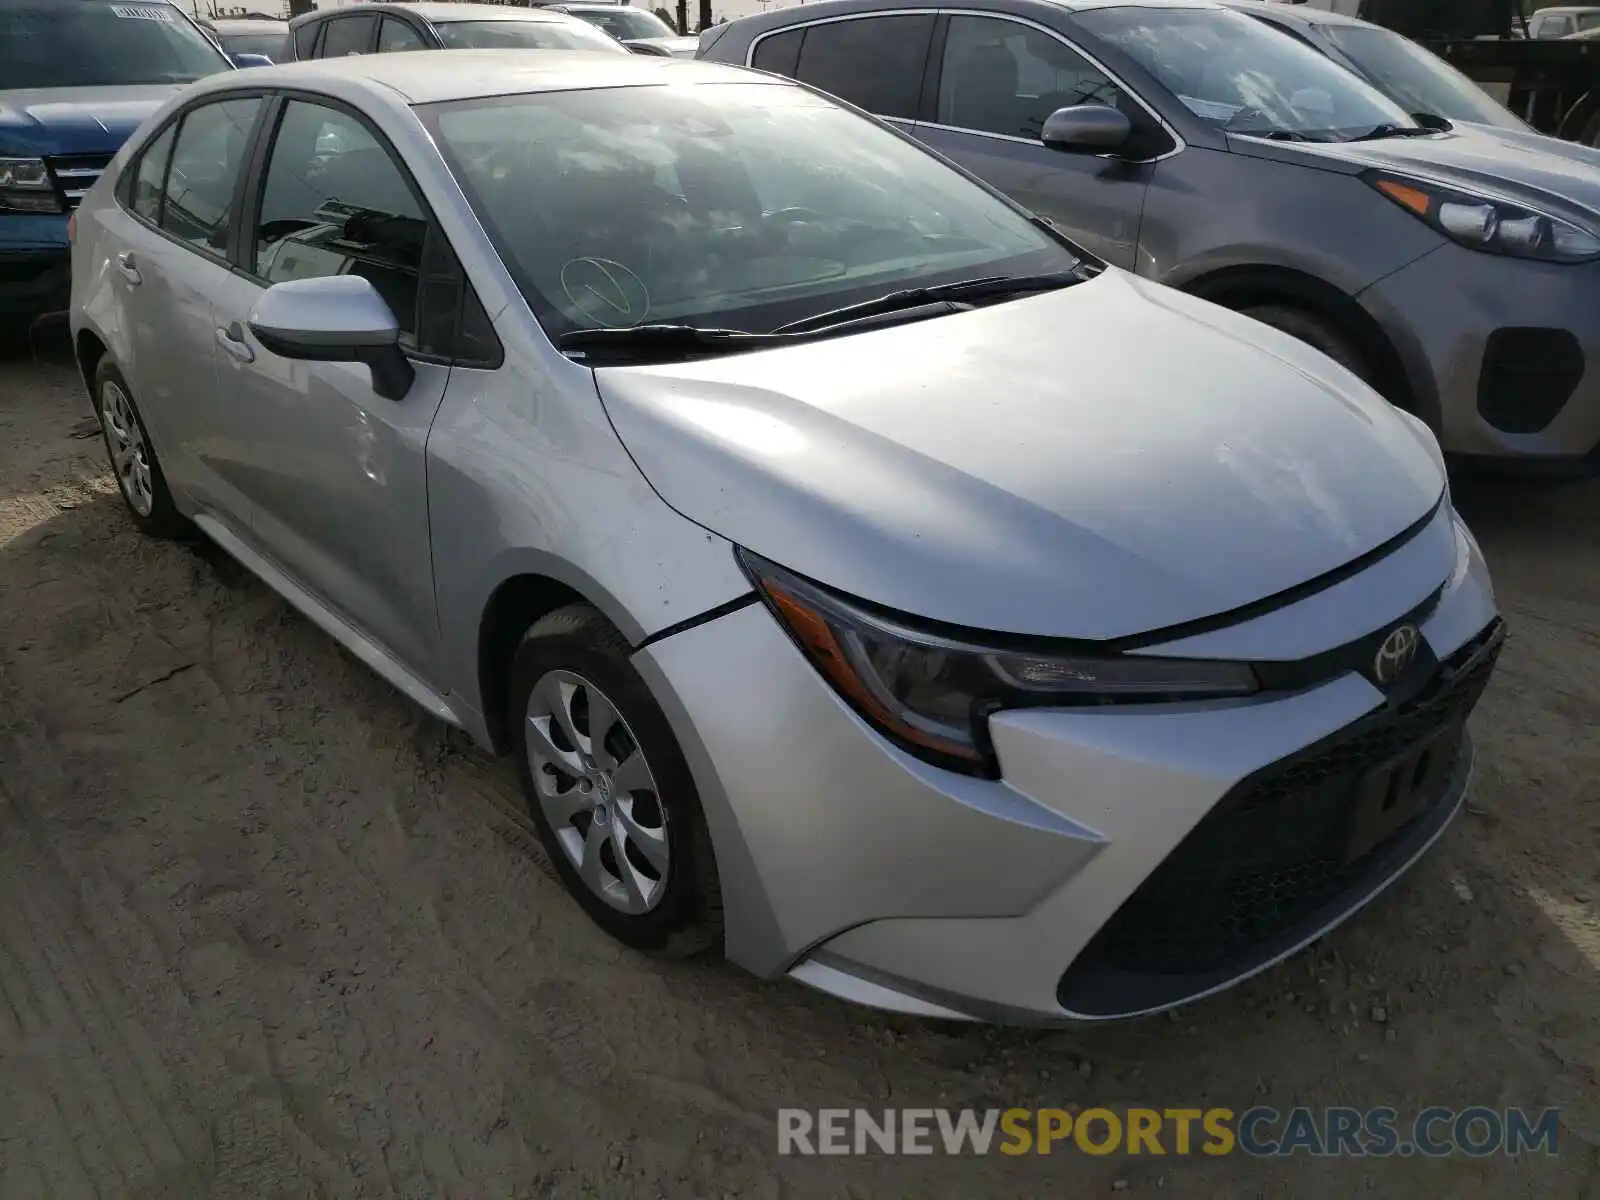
[1040,104,1132,154]
[230,52,275,69]
[248,276,415,401]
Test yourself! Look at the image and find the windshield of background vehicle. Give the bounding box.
[432,18,627,52]
[0,0,229,88]
[420,82,1077,338]
[219,30,290,61]
[1075,6,1416,140]
[1323,24,1528,129]
[568,7,676,39]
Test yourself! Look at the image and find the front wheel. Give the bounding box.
[509,604,723,957]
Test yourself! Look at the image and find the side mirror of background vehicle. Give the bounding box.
[248,276,415,401]
[1040,104,1132,154]
[231,52,276,69]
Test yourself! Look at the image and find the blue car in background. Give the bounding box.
[1,0,236,341]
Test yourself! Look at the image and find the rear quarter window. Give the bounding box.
[751,27,803,75]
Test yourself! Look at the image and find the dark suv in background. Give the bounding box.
[1,0,233,343]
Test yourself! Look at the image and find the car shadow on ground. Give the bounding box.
[1,347,1594,1193]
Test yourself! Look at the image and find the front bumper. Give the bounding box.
[633,504,1500,1023]
[1,214,73,324]
[1358,243,1600,463]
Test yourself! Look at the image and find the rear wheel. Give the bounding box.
[93,359,191,540]
[1240,304,1371,382]
[509,604,723,957]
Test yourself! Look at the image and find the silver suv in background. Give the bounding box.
[701,0,1600,468]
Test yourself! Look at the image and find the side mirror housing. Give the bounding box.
[231,52,275,69]
[248,276,415,401]
[1040,104,1133,153]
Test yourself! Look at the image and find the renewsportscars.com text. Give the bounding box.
[777,1106,1560,1158]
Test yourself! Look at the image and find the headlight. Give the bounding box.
[0,156,61,214]
[740,550,1260,777]
[1367,171,1600,264]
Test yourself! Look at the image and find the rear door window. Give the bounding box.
[319,13,376,57]
[791,14,935,120]
[378,17,427,52]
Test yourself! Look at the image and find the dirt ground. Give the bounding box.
[0,335,1597,1200]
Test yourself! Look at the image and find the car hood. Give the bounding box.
[1250,122,1600,220]
[623,34,699,56]
[594,270,1445,641]
[0,85,185,158]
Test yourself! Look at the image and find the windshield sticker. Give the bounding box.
[111,5,176,21]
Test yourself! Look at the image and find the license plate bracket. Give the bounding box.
[1344,726,1459,862]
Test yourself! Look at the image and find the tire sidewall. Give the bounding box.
[1241,305,1367,380]
[509,618,713,951]
[93,359,183,537]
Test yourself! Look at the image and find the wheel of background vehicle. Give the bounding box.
[1239,304,1371,382]
[92,358,191,539]
[509,603,723,957]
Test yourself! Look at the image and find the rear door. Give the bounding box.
[98,93,268,520]
[913,13,1163,268]
[753,13,935,133]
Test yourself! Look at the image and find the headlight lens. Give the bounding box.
[740,550,1260,777]
[0,156,61,214]
[1368,172,1600,264]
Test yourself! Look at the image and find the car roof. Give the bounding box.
[210,18,289,34]
[1217,0,1379,29]
[291,2,581,26]
[192,48,761,105]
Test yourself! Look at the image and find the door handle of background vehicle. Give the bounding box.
[216,321,256,364]
[115,252,141,286]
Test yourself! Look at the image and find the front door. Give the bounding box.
[213,96,451,684]
[912,14,1160,270]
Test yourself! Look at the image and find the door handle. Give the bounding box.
[215,321,256,364]
[115,252,142,286]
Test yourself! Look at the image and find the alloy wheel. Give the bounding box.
[99,380,155,517]
[524,669,670,914]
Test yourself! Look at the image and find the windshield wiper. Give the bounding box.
[1347,123,1439,141]
[772,270,1087,336]
[558,324,800,363]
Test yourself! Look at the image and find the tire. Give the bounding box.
[92,358,192,540]
[1239,304,1371,381]
[509,603,723,958]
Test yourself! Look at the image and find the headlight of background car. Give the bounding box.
[1367,171,1600,264]
[739,550,1260,777]
[0,157,61,214]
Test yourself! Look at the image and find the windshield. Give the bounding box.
[1323,24,1529,129]
[420,82,1077,340]
[1075,6,1415,140]
[219,31,289,61]
[567,7,676,39]
[0,0,229,87]
[433,18,626,52]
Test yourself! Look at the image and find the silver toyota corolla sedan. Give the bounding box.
[70,51,1503,1022]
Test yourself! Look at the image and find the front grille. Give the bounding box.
[1477,328,1584,434]
[1059,619,1504,1016]
[45,154,114,211]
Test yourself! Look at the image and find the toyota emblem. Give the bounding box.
[1373,625,1421,686]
